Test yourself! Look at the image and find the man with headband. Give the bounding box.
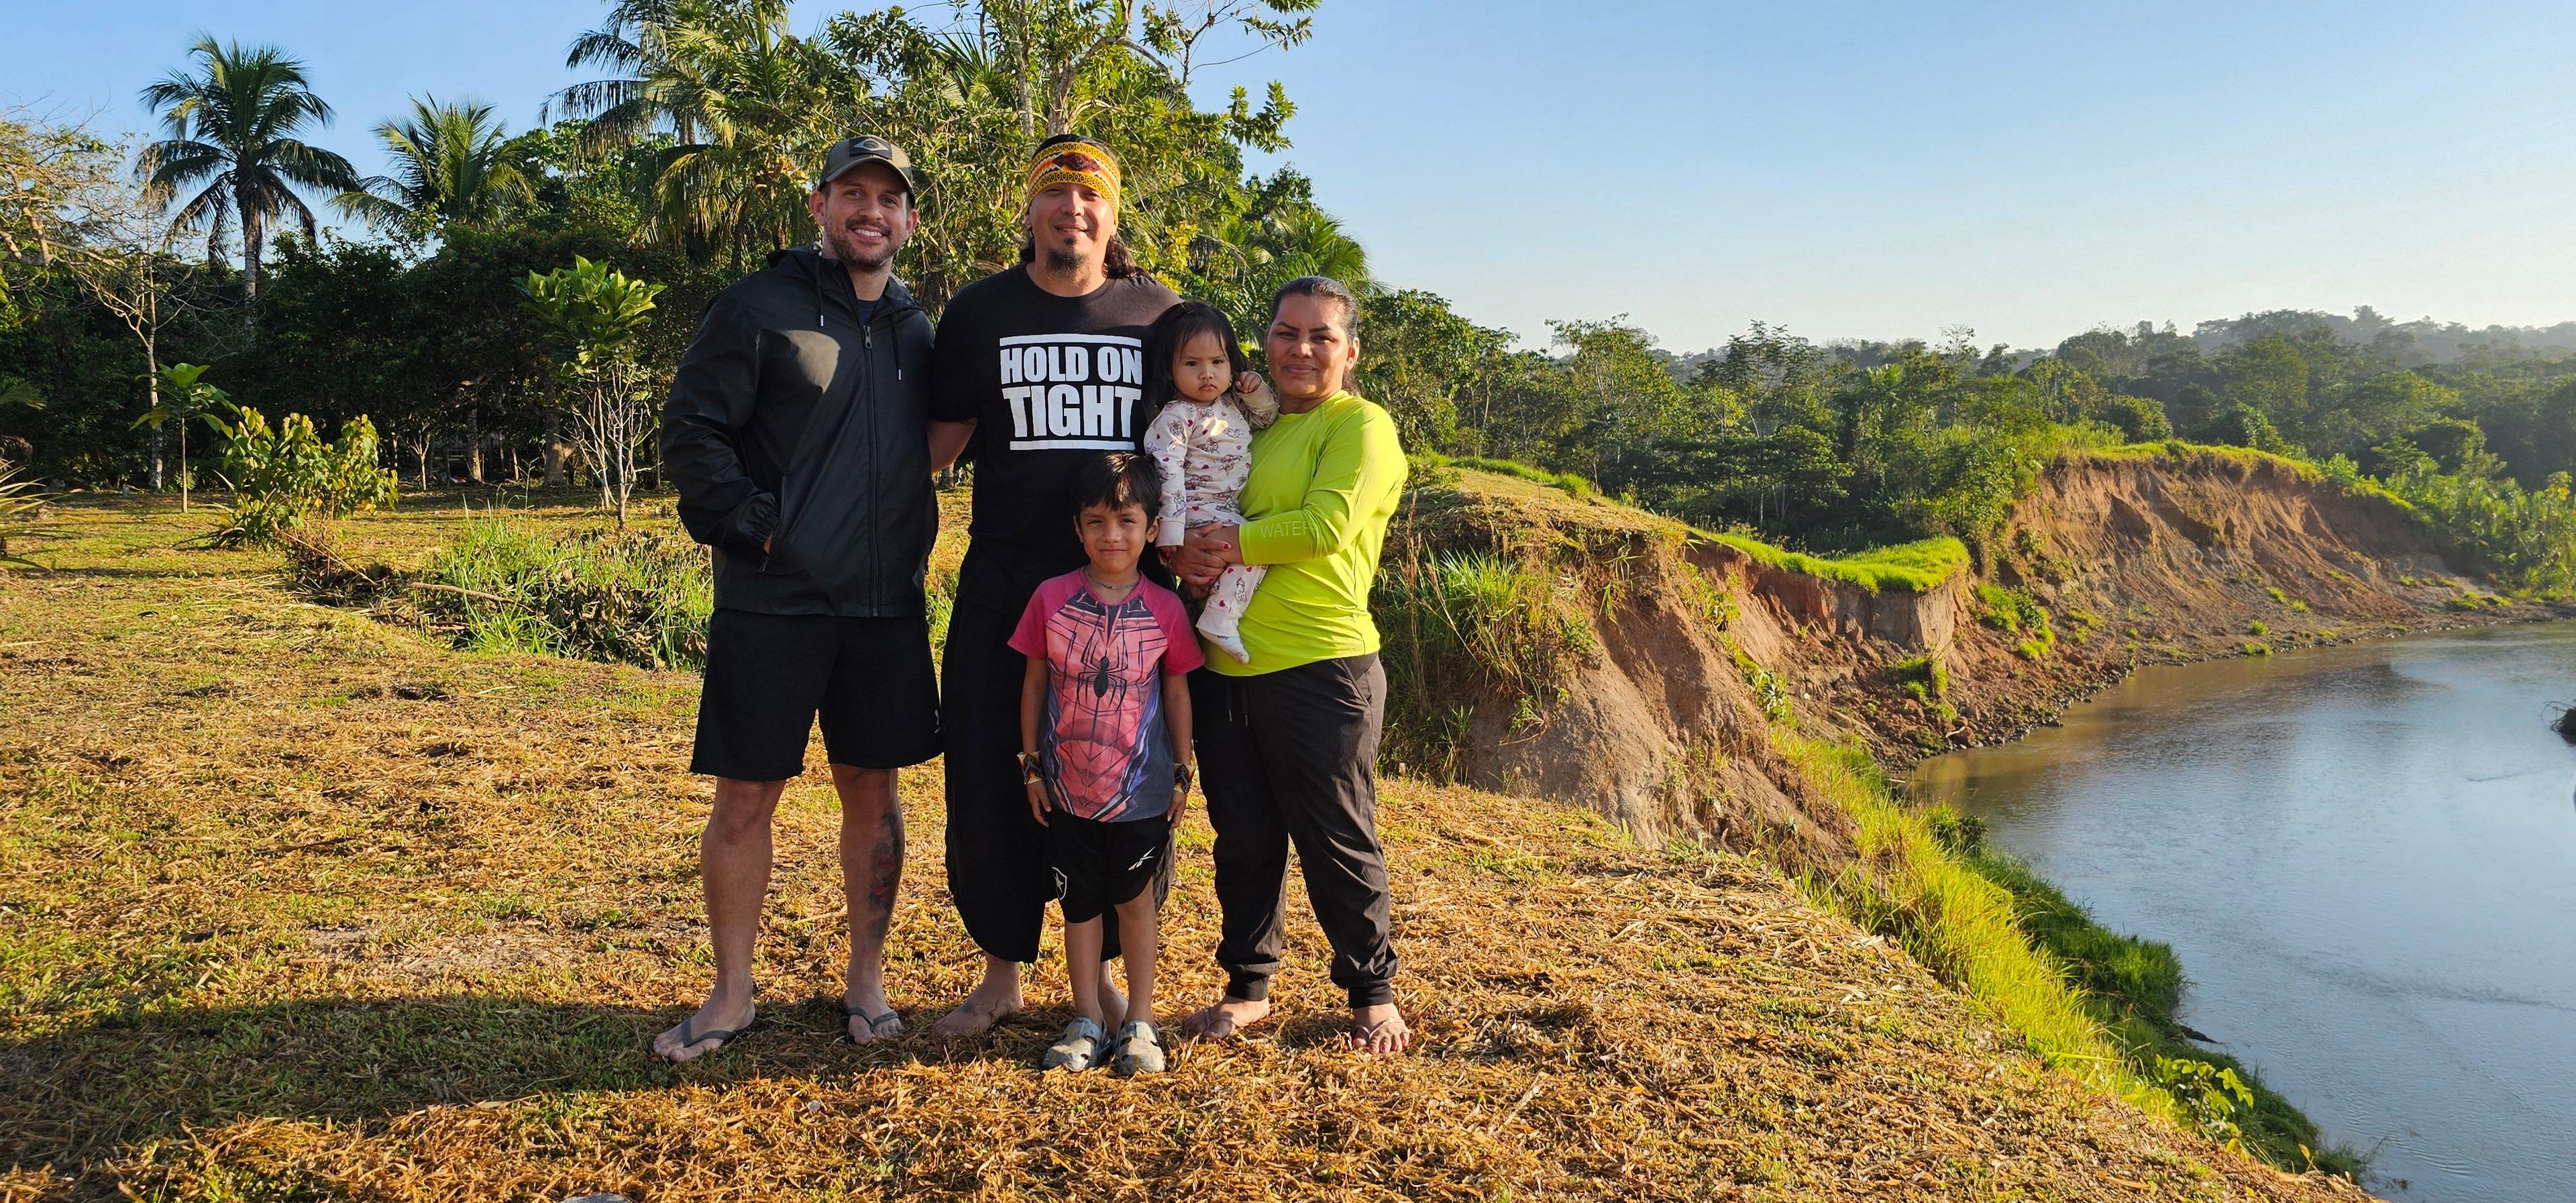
[926,134,1186,1035]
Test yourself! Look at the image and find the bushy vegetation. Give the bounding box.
[416,519,710,670]
[1374,542,1597,779]
[202,405,397,546]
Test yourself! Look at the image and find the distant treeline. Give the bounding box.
[3,2,2569,590]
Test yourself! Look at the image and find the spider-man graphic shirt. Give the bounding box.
[1007,572,1205,822]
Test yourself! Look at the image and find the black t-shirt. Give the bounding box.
[932,266,1181,610]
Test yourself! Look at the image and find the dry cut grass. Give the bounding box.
[0,499,2369,1202]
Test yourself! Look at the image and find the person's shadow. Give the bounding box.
[1,994,981,1186]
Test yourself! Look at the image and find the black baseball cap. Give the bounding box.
[816,135,918,195]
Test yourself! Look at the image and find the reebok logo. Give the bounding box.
[998,333,1147,451]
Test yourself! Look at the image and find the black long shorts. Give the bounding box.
[688,609,940,781]
[1049,811,1172,925]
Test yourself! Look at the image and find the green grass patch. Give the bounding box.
[1430,453,1597,498]
[1705,533,1970,594]
[1375,544,1599,778]
[417,519,712,670]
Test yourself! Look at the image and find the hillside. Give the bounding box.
[0,500,2377,1200]
[1401,448,2548,847]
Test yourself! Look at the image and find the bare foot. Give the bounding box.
[1350,1002,1411,1055]
[1178,995,1270,1041]
[653,992,757,1063]
[930,959,1022,1037]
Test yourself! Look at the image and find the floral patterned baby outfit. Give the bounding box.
[1142,381,1276,662]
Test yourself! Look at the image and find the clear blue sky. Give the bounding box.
[12,1,2574,353]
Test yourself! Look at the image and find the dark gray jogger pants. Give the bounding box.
[1191,653,1399,1008]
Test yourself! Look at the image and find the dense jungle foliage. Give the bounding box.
[4,0,2571,588]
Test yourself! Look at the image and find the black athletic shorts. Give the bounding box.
[688,609,940,781]
[1049,811,1173,925]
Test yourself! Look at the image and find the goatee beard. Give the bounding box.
[1043,246,1084,274]
[826,226,893,273]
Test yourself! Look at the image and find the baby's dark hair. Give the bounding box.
[1071,451,1162,521]
[1144,300,1252,405]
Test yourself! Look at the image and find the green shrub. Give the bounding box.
[417,519,712,670]
[1375,544,1597,778]
[2246,619,2267,636]
[203,406,398,547]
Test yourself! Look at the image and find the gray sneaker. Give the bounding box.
[1112,1019,1167,1076]
[1041,1016,1106,1071]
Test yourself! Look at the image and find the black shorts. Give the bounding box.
[689,610,940,781]
[1049,811,1173,925]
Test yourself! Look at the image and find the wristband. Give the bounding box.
[1174,762,1195,794]
[1019,751,1044,784]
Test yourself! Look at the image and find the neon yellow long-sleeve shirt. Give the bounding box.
[1206,389,1408,677]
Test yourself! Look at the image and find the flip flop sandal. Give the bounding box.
[1112,1019,1167,1076]
[661,1010,757,1062]
[844,1004,902,1043]
[1041,1016,1108,1071]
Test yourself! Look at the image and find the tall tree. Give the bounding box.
[335,97,535,236]
[136,36,360,305]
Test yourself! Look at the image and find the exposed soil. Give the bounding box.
[1411,454,2563,853]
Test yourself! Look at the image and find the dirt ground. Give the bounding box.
[1,497,2367,1202]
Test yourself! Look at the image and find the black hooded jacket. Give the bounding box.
[662,246,935,617]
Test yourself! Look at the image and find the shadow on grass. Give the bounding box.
[0,992,1069,1176]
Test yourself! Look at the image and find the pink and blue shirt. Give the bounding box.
[1008,571,1204,821]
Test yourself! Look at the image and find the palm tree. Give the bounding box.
[554,0,853,266]
[136,36,359,305]
[334,97,535,234]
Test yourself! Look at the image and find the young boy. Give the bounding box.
[1010,452,1201,1074]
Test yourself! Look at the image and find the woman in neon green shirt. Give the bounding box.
[1167,276,1411,1055]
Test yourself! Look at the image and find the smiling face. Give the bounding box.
[1024,180,1115,274]
[1172,329,1234,405]
[1077,501,1150,578]
[1266,291,1361,402]
[807,161,916,272]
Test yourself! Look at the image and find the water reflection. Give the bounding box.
[1915,623,2576,1203]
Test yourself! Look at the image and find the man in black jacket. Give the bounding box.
[654,136,938,1061]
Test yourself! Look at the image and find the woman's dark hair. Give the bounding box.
[1268,275,1361,337]
[1071,451,1162,521]
[1143,301,1253,405]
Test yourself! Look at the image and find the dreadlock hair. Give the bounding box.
[1071,451,1163,524]
[1142,301,1254,407]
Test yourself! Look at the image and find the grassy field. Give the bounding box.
[0,496,2365,1202]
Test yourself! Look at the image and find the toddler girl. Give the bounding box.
[1141,302,1278,662]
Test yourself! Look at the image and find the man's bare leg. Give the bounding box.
[655,777,787,1061]
[931,954,1024,1035]
[1351,1002,1411,1055]
[833,765,902,1043]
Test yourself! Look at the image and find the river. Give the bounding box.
[1909,622,2576,1202]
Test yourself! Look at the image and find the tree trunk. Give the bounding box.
[466,411,485,484]
[239,189,263,311]
[543,410,570,487]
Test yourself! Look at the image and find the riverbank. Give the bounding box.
[1917,625,2576,1202]
[0,497,2367,1201]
